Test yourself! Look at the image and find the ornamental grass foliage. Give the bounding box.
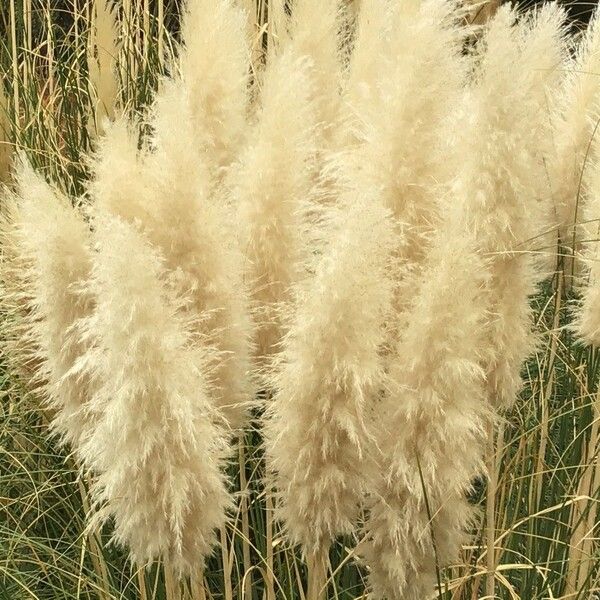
[3,0,600,599]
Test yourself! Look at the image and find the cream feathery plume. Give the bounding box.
[233,49,316,365]
[88,0,119,137]
[338,0,394,145]
[548,7,600,281]
[264,196,397,567]
[90,85,254,431]
[87,117,150,225]
[179,0,250,177]
[454,4,566,408]
[0,158,93,450]
[148,81,254,430]
[286,0,342,144]
[515,4,569,275]
[361,219,490,600]
[349,0,466,346]
[355,0,463,251]
[76,212,231,574]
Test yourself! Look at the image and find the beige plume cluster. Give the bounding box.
[4,0,599,597]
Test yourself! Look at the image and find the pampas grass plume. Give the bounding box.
[549,7,600,276]
[574,155,600,345]
[340,0,394,141]
[287,0,341,142]
[362,220,489,599]
[264,196,397,557]
[0,159,93,449]
[179,0,250,176]
[353,0,465,294]
[234,49,316,363]
[77,212,231,573]
[454,4,565,408]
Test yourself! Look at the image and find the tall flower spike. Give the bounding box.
[264,196,397,570]
[0,158,93,450]
[351,0,466,321]
[179,0,250,178]
[77,212,231,574]
[548,7,600,281]
[150,81,254,430]
[287,0,342,144]
[454,3,566,408]
[361,216,490,600]
[515,3,569,275]
[233,49,316,366]
[90,84,254,431]
[338,0,394,146]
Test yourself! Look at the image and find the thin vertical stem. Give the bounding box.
[46,1,54,100]
[164,563,180,600]
[485,419,499,599]
[220,526,233,600]
[138,567,149,600]
[77,478,110,600]
[143,0,150,60]
[191,571,206,600]
[10,0,20,119]
[307,546,328,600]
[265,491,275,600]
[239,439,253,600]
[23,0,32,88]
[157,0,164,68]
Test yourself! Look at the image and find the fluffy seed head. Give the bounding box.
[362,218,489,599]
[0,158,94,449]
[233,49,316,364]
[77,212,231,573]
[264,196,398,555]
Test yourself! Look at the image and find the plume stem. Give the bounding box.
[266,490,275,600]
[485,418,499,598]
[164,564,179,600]
[137,569,148,600]
[307,546,328,600]
[220,527,233,600]
[239,440,252,599]
[191,572,206,600]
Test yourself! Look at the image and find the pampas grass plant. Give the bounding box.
[2,1,600,599]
